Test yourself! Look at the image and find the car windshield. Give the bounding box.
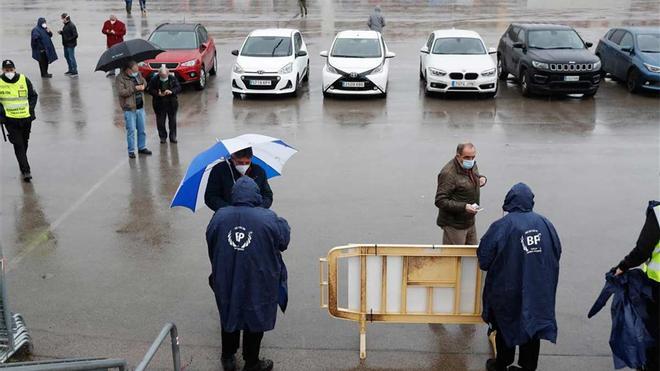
[637,33,660,52]
[331,38,382,58]
[432,38,486,55]
[528,30,585,49]
[149,30,198,50]
[241,36,292,57]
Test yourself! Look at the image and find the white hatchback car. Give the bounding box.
[231,28,309,97]
[320,30,395,97]
[420,29,498,97]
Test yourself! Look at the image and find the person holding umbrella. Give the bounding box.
[31,17,58,78]
[101,15,126,76]
[147,65,181,144]
[116,61,151,159]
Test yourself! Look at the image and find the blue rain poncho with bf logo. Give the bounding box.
[478,183,562,347]
[206,177,290,332]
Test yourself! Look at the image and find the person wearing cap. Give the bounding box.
[101,15,126,76]
[0,60,39,182]
[31,17,58,78]
[58,13,78,76]
[147,65,181,143]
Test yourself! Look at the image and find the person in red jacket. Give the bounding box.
[101,15,126,77]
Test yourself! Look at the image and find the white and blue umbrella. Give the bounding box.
[171,134,297,212]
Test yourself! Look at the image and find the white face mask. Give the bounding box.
[110,20,116,24]
[4,72,15,80]
[159,75,168,82]
[235,164,250,175]
[41,23,48,29]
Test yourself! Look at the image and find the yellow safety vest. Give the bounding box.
[642,205,660,282]
[0,74,30,119]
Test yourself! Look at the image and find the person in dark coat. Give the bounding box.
[101,15,126,76]
[206,176,290,371]
[205,147,274,211]
[31,17,58,78]
[613,200,659,371]
[147,65,181,143]
[58,13,78,76]
[478,183,561,371]
[367,6,386,33]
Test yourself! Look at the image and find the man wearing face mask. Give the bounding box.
[101,15,126,77]
[0,60,39,182]
[205,147,274,212]
[435,142,487,245]
[147,65,181,143]
[31,17,58,78]
[116,61,151,159]
[58,13,78,76]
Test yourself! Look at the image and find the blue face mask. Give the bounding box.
[462,159,475,170]
[131,71,139,77]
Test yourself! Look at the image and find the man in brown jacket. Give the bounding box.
[116,61,151,159]
[435,142,486,245]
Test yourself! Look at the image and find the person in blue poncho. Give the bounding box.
[478,183,562,371]
[206,177,290,371]
[31,17,58,78]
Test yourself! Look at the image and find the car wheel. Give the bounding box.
[627,68,640,93]
[291,76,301,97]
[497,56,508,80]
[520,69,532,97]
[196,67,207,90]
[303,61,309,82]
[210,54,217,76]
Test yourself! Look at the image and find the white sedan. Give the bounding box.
[231,28,309,97]
[420,29,498,97]
[320,30,395,97]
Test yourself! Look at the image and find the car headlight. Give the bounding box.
[325,64,339,74]
[369,64,384,75]
[279,62,293,74]
[481,68,496,77]
[181,59,197,67]
[644,63,660,73]
[137,61,146,67]
[593,60,602,71]
[233,63,244,74]
[428,67,447,77]
[532,60,549,70]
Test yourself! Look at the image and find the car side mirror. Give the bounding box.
[320,50,328,57]
[200,44,207,52]
[513,42,524,49]
[231,49,239,56]
[585,42,593,48]
[386,51,396,58]
[621,46,634,54]
[420,46,429,54]
[488,47,497,54]
[296,50,308,57]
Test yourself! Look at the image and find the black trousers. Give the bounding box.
[38,50,49,76]
[646,282,659,371]
[4,119,32,174]
[495,331,540,371]
[154,101,177,140]
[221,329,263,367]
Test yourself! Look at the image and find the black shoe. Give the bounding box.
[160,138,167,144]
[22,172,32,182]
[508,366,524,371]
[221,356,236,371]
[128,152,136,159]
[42,74,53,78]
[64,71,72,75]
[138,148,152,155]
[70,72,78,76]
[486,359,502,371]
[243,359,273,371]
[169,138,178,143]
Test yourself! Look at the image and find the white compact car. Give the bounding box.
[231,28,309,97]
[320,30,395,97]
[420,29,498,97]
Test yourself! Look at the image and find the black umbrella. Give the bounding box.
[95,39,164,72]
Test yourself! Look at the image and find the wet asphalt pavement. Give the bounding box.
[1,0,660,370]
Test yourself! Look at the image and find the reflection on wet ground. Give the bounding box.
[0,0,658,370]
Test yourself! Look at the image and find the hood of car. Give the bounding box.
[146,50,199,63]
[526,48,599,64]
[638,51,660,67]
[235,56,293,73]
[426,54,495,73]
[327,56,383,73]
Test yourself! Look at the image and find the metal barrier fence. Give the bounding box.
[0,358,127,370]
[135,322,181,371]
[0,257,31,363]
[319,244,486,359]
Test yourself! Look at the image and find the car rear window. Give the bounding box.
[433,37,486,55]
[331,38,382,58]
[528,30,584,49]
[637,33,660,53]
[241,36,292,57]
[150,31,198,50]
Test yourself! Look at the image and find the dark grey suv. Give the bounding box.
[497,23,602,97]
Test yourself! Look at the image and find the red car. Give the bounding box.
[138,23,217,90]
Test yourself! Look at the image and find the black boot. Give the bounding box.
[243,359,273,371]
[221,355,236,371]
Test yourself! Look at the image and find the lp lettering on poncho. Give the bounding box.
[521,229,542,254]
[228,226,253,251]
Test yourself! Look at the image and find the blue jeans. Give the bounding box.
[139,0,146,10]
[123,108,147,153]
[63,47,77,73]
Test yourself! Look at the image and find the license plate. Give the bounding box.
[564,76,579,82]
[250,80,272,86]
[342,81,365,88]
[451,80,472,87]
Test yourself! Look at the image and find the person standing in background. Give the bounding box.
[58,13,78,76]
[139,0,147,15]
[31,17,58,78]
[147,65,181,143]
[125,0,133,15]
[101,15,126,76]
[116,61,152,159]
[298,0,307,17]
[367,6,385,33]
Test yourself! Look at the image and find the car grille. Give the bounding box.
[149,62,179,69]
[449,72,478,80]
[331,77,376,91]
[449,72,463,80]
[464,73,478,80]
[241,75,280,90]
[549,63,593,72]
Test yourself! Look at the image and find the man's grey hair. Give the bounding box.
[456,142,475,155]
